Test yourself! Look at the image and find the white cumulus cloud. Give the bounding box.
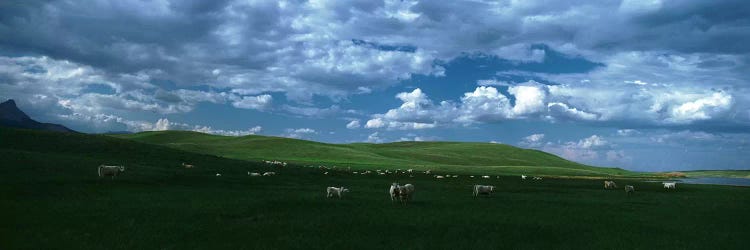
[232,94,273,110]
[346,120,361,129]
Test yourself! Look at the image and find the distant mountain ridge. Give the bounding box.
[0,99,76,133]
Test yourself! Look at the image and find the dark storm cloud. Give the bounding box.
[0,0,278,83]
[604,0,750,54]
[3,0,749,94]
[1,0,750,136]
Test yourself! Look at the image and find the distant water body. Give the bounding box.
[680,177,750,187]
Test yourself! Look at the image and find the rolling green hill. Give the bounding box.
[3,127,750,249]
[113,130,635,177]
[0,127,293,183]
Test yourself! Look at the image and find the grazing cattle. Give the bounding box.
[398,184,415,203]
[407,169,414,174]
[521,175,527,180]
[98,165,125,179]
[390,183,401,202]
[470,176,475,178]
[473,185,496,197]
[453,175,459,178]
[663,182,677,189]
[604,181,618,189]
[248,172,261,177]
[482,175,490,179]
[326,186,349,198]
[181,162,194,169]
[435,175,445,179]
[625,185,635,195]
[263,172,276,176]
[216,173,221,177]
[425,170,432,175]
[265,160,287,167]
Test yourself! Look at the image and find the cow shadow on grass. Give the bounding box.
[385,200,432,207]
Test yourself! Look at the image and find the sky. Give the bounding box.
[1,0,749,171]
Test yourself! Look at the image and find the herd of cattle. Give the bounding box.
[98,162,681,202]
[328,179,678,202]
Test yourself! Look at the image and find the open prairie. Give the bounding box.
[2,128,748,249]
[4,1,750,249]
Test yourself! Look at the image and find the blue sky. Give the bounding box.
[1,0,749,171]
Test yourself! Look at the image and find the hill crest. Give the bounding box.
[113,130,631,176]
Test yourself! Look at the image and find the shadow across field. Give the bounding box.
[2,128,749,249]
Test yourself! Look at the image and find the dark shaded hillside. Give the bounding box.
[0,128,280,182]
[2,127,749,250]
[0,99,75,133]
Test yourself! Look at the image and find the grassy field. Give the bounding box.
[113,131,636,177]
[681,170,750,178]
[2,127,750,249]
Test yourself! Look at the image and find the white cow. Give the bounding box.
[604,181,618,189]
[216,173,221,177]
[263,172,276,176]
[473,185,496,197]
[398,184,415,203]
[663,182,677,189]
[98,165,125,179]
[181,162,194,168]
[521,175,527,180]
[389,183,401,202]
[435,175,445,179]
[249,172,261,177]
[482,175,490,179]
[326,186,349,198]
[625,185,635,195]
